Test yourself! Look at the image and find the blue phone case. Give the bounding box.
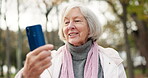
[26,24,45,51]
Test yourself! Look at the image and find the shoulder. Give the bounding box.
[99,46,120,57]
[98,45,123,65]
[51,45,65,57]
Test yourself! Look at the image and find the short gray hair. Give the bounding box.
[58,3,102,42]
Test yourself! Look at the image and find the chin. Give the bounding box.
[69,40,80,46]
[69,41,85,47]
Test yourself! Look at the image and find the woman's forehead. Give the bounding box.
[64,8,84,19]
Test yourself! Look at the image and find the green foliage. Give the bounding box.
[128,0,148,20]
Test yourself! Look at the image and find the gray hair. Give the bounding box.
[58,3,102,42]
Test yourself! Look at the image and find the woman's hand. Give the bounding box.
[22,44,54,78]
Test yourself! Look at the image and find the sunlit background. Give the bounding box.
[1,0,109,31]
[0,0,148,78]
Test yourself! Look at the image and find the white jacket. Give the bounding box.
[15,45,127,78]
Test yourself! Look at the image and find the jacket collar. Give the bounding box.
[98,45,123,66]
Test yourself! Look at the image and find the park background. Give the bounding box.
[0,0,148,78]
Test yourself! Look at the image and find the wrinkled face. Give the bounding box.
[63,8,89,46]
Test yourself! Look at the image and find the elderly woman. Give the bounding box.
[15,3,126,78]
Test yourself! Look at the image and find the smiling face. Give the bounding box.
[63,8,90,46]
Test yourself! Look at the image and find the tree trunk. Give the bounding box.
[16,0,22,72]
[6,27,10,78]
[107,0,135,77]
[44,6,53,44]
[0,59,4,77]
[121,3,134,78]
[2,0,11,77]
[131,13,148,68]
[16,27,22,71]
[0,29,4,77]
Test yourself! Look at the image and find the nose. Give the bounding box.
[68,22,75,30]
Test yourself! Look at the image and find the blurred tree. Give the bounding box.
[6,27,11,78]
[41,0,66,45]
[21,30,29,61]
[2,0,11,77]
[1,0,18,77]
[9,31,18,67]
[106,0,134,78]
[0,28,5,77]
[36,0,65,48]
[41,0,54,44]
[0,28,20,77]
[100,20,124,51]
[0,1,3,75]
[16,0,23,72]
[128,0,148,69]
[0,0,1,15]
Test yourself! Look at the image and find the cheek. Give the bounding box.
[82,31,89,38]
[81,27,90,39]
[82,26,89,34]
[62,27,68,37]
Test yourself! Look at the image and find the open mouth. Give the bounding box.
[68,32,79,37]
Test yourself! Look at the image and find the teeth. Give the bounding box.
[69,33,78,36]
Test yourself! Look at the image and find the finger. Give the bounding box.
[39,62,52,73]
[32,56,52,74]
[39,56,52,67]
[35,62,52,75]
[38,57,52,72]
[30,54,52,71]
[24,50,51,71]
[36,51,52,61]
[32,44,54,55]
[26,52,37,65]
[25,52,40,69]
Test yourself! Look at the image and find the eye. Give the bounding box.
[64,21,70,26]
[75,20,81,23]
[65,21,70,24]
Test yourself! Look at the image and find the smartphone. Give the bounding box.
[26,24,46,51]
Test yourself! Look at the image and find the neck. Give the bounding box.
[67,39,93,60]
